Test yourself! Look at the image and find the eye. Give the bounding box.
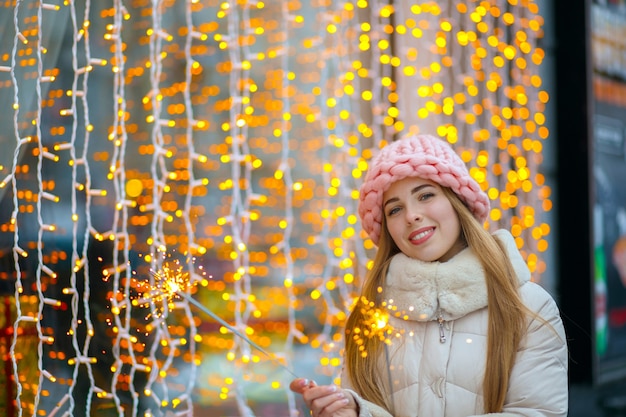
[386,206,401,217]
[418,191,435,201]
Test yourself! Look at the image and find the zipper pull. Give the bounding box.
[437,314,446,343]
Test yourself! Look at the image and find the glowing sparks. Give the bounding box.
[147,256,194,306]
[351,296,395,345]
[108,251,206,320]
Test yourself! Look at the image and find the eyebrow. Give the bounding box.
[383,184,434,210]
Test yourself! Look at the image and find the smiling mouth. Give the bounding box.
[410,228,433,241]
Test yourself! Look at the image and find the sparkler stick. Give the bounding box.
[177,291,300,379]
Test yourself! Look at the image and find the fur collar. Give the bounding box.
[384,229,530,322]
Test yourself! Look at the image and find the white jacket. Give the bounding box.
[343,230,568,417]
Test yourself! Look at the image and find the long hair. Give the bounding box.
[344,215,400,410]
[344,187,528,413]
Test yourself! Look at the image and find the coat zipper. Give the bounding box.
[437,311,446,343]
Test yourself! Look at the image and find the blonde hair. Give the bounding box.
[344,187,527,413]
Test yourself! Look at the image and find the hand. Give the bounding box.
[290,378,358,417]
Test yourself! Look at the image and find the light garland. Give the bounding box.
[0,1,549,416]
[393,1,550,275]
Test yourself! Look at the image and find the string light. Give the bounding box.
[0,0,550,415]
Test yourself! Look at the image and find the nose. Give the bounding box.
[405,205,422,223]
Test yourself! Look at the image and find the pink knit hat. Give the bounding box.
[358,134,490,245]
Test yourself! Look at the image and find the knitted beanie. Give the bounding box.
[358,134,490,245]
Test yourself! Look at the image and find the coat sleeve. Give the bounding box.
[342,389,394,417]
[340,366,394,417]
[490,282,569,417]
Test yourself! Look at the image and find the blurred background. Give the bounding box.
[0,0,624,416]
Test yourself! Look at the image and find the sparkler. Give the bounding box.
[129,253,300,379]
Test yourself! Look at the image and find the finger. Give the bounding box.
[307,386,346,412]
[302,384,336,404]
[319,395,352,417]
[289,378,312,394]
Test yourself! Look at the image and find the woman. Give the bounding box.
[290,134,568,417]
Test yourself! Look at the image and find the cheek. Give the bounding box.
[437,203,460,229]
[385,218,404,241]
[446,212,462,236]
[440,204,456,220]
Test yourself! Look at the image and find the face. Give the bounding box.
[383,177,464,262]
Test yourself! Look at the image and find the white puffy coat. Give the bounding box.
[343,230,568,417]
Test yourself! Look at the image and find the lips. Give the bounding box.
[409,227,434,244]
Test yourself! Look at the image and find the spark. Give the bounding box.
[352,296,394,343]
[123,251,203,319]
[147,257,193,305]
